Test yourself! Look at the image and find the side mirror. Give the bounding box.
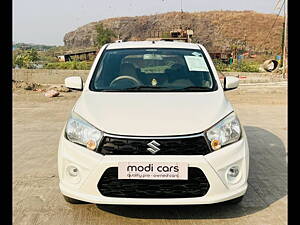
[65,76,83,91]
[224,76,239,91]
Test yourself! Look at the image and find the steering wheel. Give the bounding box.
[109,75,142,88]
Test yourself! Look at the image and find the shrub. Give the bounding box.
[13,49,39,69]
[213,59,260,72]
[95,23,116,47]
[44,61,93,70]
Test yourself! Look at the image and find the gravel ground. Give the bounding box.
[13,82,287,225]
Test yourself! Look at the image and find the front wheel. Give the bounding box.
[63,195,87,204]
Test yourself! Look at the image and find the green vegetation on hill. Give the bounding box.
[64,10,284,56]
[13,43,56,51]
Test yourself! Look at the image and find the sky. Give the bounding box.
[13,0,285,46]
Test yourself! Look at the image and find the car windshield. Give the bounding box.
[89,48,217,92]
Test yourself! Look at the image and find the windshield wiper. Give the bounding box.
[171,86,212,91]
[96,89,125,92]
[120,86,169,91]
[96,86,169,92]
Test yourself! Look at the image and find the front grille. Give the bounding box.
[97,135,211,155]
[98,167,210,198]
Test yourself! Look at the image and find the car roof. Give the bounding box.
[106,41,202,50]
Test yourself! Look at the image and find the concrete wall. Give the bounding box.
[12,69,90,84]
[12,69,285,84]
[222,71,285,83]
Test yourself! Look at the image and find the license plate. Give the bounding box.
[118,162,188,180]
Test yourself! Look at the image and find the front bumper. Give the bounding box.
[58,130,249,205]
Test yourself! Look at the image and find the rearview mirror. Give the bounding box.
[65,76,83,90]
[224,76,239,91]
[143,54,163,60]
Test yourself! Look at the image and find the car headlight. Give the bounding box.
[206,112,241,151]
[65,112,103,151]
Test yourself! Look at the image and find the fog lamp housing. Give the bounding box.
[65,165,81,184]
[226,165,241,184]
[67,165,79,177]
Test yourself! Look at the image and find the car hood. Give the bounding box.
[73,91,233,136]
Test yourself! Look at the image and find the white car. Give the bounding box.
[58,41,249,205]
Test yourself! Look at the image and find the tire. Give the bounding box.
[63,195,87,204]
[224,195,244,204]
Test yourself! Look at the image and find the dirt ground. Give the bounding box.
[13,82,287,225]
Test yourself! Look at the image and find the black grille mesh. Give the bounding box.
[98,167,210,198]
[97,135,211,155]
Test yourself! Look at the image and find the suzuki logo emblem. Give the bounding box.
[147,140,161,154]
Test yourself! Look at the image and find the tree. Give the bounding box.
[95,23,116,47]
[13,49,39,69]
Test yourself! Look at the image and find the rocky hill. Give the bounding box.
[64,11,284,54]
